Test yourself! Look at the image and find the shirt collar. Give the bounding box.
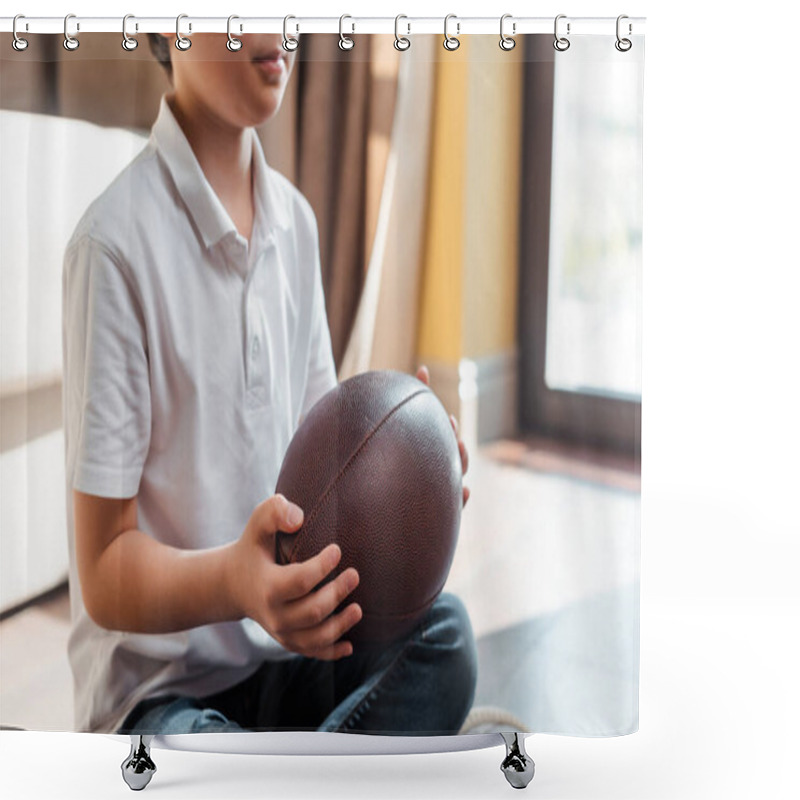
[150,94,291,251]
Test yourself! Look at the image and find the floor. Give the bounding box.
[0,437,640,734]
[0,586,72,730]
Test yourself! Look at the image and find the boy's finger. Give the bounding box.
[295,639,354,662]
[416,365,430,385]
[459,439,469,475]
[289,602,362,656]
[275,543,341,601]
[257,494,304,538]
[281,567,359,631]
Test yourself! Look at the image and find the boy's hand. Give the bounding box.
[416,365,471,508]
[227,494,361,660]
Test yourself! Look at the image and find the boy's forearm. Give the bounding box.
[89,528,242,634]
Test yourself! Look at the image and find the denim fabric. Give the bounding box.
[117,592,477,736]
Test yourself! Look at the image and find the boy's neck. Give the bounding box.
[167,91,254,242]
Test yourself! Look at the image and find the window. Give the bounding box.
[518,38,642,454]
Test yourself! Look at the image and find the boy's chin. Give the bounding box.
[249,98,284,127]
[232,90,284,128]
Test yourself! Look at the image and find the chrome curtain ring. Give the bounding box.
[122,14,138,51]
[339,14,355,51]
[283,15,299,52]
[394,15,410,51]
[175,13,191,51]
[227,15,243,51]
[615,14,632,52]
[443,13,460,51]
[63,13,79,51]
[499,13,516,51]
[12,14,28,51]
[553,14,570,52]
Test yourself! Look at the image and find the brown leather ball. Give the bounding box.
[275,369,462,645]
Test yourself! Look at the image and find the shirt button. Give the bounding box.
[251,337,260,358]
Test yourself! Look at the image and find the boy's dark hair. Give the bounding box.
[147,33,173,81]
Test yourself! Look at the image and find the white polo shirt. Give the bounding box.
[62,95,338,733]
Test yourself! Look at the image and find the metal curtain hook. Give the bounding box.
[443,13,460,51]
[394,14,410,51]
[122,14,138,51]
[615,14,632,51]
[500,14,516,50]
[63,13,79,51]
[339,14,355,51]
[227,15,243,51]
[175,13,191,51]
[12,14,29,51]
[553,14,570,52]
[283,15,299,51]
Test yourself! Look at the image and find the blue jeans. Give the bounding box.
[117,592,477,736]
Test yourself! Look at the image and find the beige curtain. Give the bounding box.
[296,35,384,369]
[338,35,438,379]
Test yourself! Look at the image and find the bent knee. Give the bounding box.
[426,594,478,689]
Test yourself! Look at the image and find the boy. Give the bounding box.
[62,32,476,736]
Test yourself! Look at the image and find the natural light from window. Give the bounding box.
[546,39,643,402]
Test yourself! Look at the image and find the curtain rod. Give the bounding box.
[1,16,646,37]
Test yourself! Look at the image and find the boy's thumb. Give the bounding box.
[255,494,304,538]
[272,493,303,529]
[284,500,304,528]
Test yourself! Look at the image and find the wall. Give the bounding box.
[416,35,525,442]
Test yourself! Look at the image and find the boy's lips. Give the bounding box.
[252,49,287,77]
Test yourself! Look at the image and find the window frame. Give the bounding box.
[517,42,641,457]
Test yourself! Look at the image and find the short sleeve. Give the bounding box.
[300,224,337,418]
[63,236,151,499]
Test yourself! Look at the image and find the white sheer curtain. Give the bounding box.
[338,35,437,379]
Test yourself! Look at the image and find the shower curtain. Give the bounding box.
[0,24,643,742]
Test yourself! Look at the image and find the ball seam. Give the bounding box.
[285,386,430,565]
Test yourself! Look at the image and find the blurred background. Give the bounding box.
[0,32,641,734]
